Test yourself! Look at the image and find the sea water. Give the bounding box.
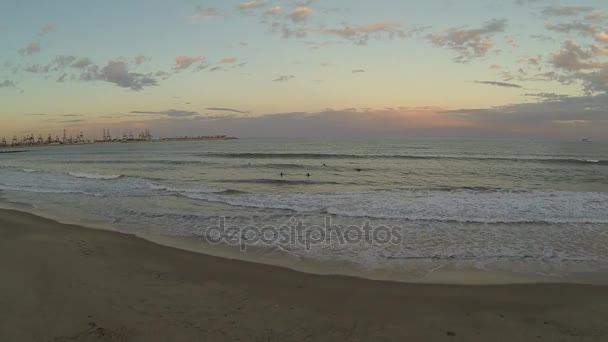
[1,138,607,284]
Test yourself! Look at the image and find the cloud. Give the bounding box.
[518,55,543,65]
[541,6,592,17]
[220,57,238,64]
[514,0,546,5]
[428,18,507,62]
[269,22,307,38]
[238,1,267,10]
[10,53,169,91]
[24,64,51,73]
[273,75,295,82]
[474,81,522,88]
[130,109,200,117]
[134,54,147,65]
[78,64,100,81]
[174,56,206,70]
[144,101,607,139]
[193,7,221,19]
[444,94,608,130]
[40,23,55,33]
[59,119,85,123]
[56,73,69,82]
[155,70,172,79]
[52,55,77,68]
[84,93,608,140]
[545,22,599,36]
[192,114,238,121]
[552,120,589,125]
[315,21,417,45]
[550,40,601,71]
[0,80,16,88]
[586,10,608,21]
[287,7,313,22]
[530,34,555,42]
[489,64,502,69]
[265,6,283,15]
[129,108,477,138]
[352,69,366,73]
[206,107,250,114]
[515,0,551,6]
[576,68,608,94]
[98,60,158,91]
[524,92,569,100]
[18,42,41,55]
[71,57,93,69]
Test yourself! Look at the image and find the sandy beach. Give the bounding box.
[1,208,607,341]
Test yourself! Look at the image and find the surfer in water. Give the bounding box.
[306,173,311,178]
[280,172,284,177]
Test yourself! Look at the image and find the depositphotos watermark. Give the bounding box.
[199,216,403,251]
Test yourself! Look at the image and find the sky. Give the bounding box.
[1,0,607,140]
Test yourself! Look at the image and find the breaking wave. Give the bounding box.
[180,187,608,224]
[67,172,123,180]
[197,152,608,165]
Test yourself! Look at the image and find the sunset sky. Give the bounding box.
[1,0,607,140]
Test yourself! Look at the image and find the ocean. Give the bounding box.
[1,138,607,284]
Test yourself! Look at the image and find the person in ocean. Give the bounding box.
[280,172,284,177]
[306,173,310,178]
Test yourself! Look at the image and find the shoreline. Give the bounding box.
[1,202,607,286]
[1,207,608,341]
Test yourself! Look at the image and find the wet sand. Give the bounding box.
[1,208,607,341]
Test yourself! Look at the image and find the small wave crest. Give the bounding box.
[242,163,306,169]
[386,254,597,262]
[62,159,220,166]
[217,179,341,185]
[199,152,607,165]
[0,184,103,197]
[67,172,123,180]
[147,182,226,194]
[181,187,608,224]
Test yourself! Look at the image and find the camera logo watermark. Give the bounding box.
[199,216,403,251]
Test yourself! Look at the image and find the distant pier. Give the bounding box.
[0,150,29,154]
[1,128,236,149]
[0,129,91,148]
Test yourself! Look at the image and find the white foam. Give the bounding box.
[67,172,122,180]
[148,183,225,194]
[183,189,608,224]
[0,184,98,196]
